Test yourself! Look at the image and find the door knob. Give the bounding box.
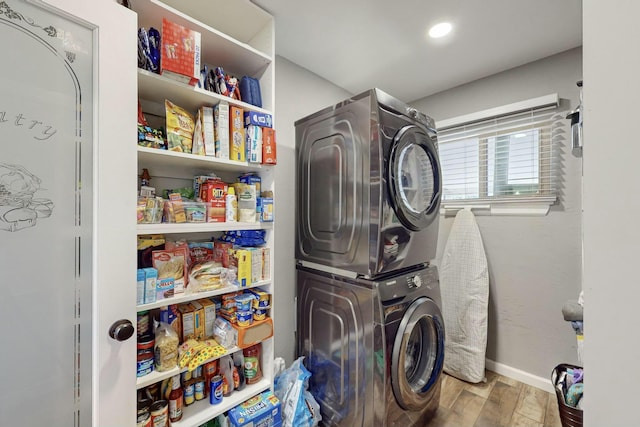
[109,319,135,341]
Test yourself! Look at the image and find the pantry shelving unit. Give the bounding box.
[132,0,275,425]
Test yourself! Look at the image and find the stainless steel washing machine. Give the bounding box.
[295,89,442,278]
[296,264,445,427]
[380,265,445,427]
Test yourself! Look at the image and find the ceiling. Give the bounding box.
[251,0,583,103]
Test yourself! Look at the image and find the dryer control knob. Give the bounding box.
[412,275,422,288]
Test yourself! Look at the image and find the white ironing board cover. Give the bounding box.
[440,208,489,383]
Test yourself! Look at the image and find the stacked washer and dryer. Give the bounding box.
[294,89,445,427]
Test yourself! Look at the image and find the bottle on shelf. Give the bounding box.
[226,186,237,222]
[168,374,184,423]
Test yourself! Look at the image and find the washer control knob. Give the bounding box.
[412,275,422,288]
[407,107,418,118]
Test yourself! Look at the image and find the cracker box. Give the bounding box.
[229,106,246,162]
[161,18,201,86]
[214,102,230,159]
[262,127,277,164]
[243,111,273,128]
[202,179,226,222]
[228,391,282,427]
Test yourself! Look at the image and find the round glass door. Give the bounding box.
[388,125,441,231]
[391,297,444,410]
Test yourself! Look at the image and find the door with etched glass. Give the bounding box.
[0,0,136,425]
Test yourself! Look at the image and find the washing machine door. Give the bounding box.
[388,125,441,232]
[391,296,445,410]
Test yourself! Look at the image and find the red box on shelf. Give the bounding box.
[262,127,277,164]
[161,18,201,86]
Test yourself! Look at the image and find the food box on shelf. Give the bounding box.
[160,18,201,86]
[228,391,282,427]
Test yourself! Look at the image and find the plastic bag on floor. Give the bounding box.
[274,357,321,427]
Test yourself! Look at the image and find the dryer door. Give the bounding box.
[391,296,445,410]
[388,125,441,231]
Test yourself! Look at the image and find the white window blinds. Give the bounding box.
[436,94,562,205]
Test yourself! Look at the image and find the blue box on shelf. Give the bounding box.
[228,391,282,427]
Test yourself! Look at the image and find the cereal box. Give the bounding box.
[161,18,201,86]
[214,102,229,159]
[229,106,246,162]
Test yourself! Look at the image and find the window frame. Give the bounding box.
[435,94,559,217]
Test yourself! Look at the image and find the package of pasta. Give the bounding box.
[154,321,179,372]
[152,248,187,294]
[165,99,195,153]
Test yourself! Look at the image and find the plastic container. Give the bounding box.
[551,363,583,427]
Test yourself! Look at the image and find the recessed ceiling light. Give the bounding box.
[428,22,452,39]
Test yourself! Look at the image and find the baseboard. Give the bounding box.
[485,359,554,393]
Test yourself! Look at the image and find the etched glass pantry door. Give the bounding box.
[0,0,137,426]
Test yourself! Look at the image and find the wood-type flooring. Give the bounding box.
[429,371,563,427]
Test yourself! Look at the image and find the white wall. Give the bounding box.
[412,48,583,382]
[273,56,351,364]
[583,2,640,425]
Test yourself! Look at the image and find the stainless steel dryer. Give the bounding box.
[295,89,441,278]
[296,264,445,427]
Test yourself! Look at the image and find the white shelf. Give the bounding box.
[138,69,274,116]
[133,0,272,77]
[137,221,272,235]
[137,146,267,174]
[136,280,271,311]
[135,334,275,390]
[171,377,271,427]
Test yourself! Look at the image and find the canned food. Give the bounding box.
[137,334,155,351]
[137,311,150,335]
[150,400,169,427]
[137,349,154,377]
[209,375,223,405]
[195,378,205,401]
[136,412,151,427]
[137,398,153,417]
[184,382,195,406]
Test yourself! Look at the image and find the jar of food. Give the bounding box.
[243,344,262,385]
[149,400,168,427]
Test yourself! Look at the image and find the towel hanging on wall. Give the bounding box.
[440,208,489,383]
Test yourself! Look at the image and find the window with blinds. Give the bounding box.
[436,94,561,206]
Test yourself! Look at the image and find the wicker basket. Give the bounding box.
[551,363,583,427]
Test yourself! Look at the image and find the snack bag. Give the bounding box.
[165,99,195,153]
